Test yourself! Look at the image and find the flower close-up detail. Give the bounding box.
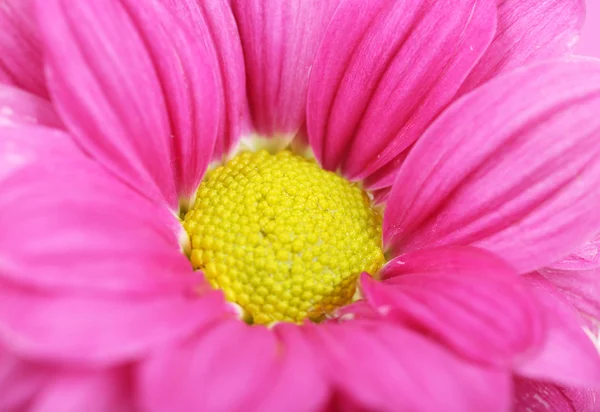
[575,0,600,58]
[1,0,600,410]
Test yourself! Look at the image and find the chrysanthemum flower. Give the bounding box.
[0,0,599,410]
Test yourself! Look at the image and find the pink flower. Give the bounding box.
[0,0,598,411]
[575,0,600,58]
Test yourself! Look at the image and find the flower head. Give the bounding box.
[0,0,598,410]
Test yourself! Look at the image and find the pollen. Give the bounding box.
[183,150,384,325]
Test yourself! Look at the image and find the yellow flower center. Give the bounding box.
[183,150,384,325]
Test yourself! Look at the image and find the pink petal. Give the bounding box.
[547,234,600,272]
[363,247,542,367]
[306,0,497,187]
[0,125,77,183]
[138,320,284,412]
[539,267,600,325]
[540,234,600,325]
[513,377,598,412]
[0,85,62,128]
[162,0,250,158]
[0,153,197,295]
[253,323,329,412]
[322,395,368,412]
[0,68,12,86]
[460,0,585,94]
[118,0,220,199]
[30,369,133,412]
[0,278,228,365]
[37,0,179,206]
[515,273,600,388]
[0,0,47,98]
[0,134,230,364]
[231,0,341,137]
[333,299,382,322]
[302,321,511,411]
[0,346,49,412]
[576,1,600,58]
[383,60,600,274]
[362,150,410,193]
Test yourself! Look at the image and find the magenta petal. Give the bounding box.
[333,299,382,322]
[0,155,198,295]
[303,321,511,411]
[31,369,132,412]
[306,0,496,184]
[0,278,227,364]
[0,0,47,98]
[0,68,12,86]
[37,0,178,206]
[362,150,410,192]
[513,377,598,412]
[119,0,220,199]
[0,85,62,128]
[0,347,49,412]
[138,320,281,412]
[461,0,584,94]
[0,140,226,363]
[256,323,329,412]
[232,0,341,137]
[162,0,249,158]
[516,274,600,388]
[539,267,600,325]
[364,247,542,367]
[384,60,600,274]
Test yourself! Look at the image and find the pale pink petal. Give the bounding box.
[0,346,49,412]
[514,377,598,412]
[384,60,600,274]
[547,234,600,272]
[0,154,196,294]
[37,0,177,205]
[30,369,133,412]
[302,321,511,411]
[539,233,600,325]
[0,125,77,182]
[460,0,585,94]
[306,0,497,187]
[119,0,220,199]
[0,278,228,365]
[576,1,600,58]
[162,0,249,157]
[0,0,47,98]
[0,85,62,128]
[362,247,542,366]
[539,267,600,325]
[138,320,283,412]
[232,0,341,137]
[516,274,600,388]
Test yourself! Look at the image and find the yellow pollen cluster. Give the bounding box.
[183,150,384,325]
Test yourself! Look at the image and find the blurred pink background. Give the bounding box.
[576,0,600,57]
